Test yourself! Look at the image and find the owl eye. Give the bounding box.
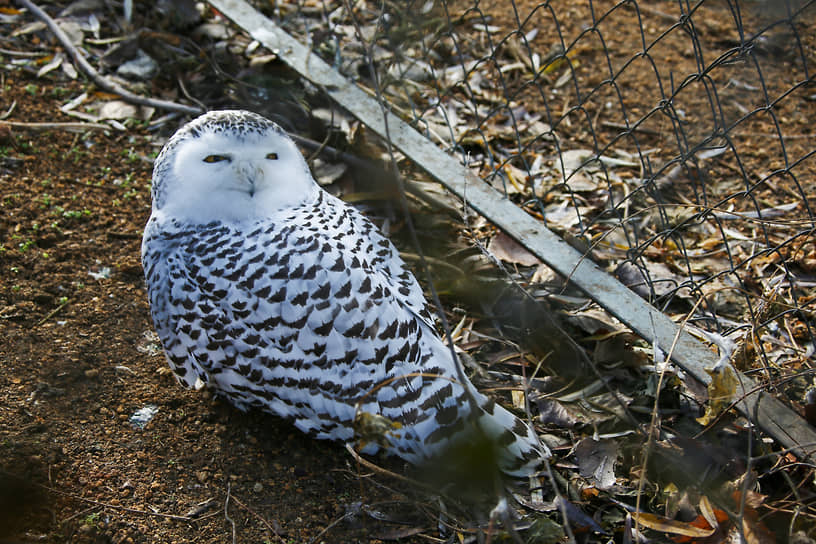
[203,154,231,163]
[266,152,279,160]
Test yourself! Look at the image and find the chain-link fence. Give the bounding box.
[261,0,816,410]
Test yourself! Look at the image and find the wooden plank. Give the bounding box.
[207,0,816,462]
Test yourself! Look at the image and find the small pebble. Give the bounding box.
[253,482,263,493]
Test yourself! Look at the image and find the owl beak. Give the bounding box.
[236,161,264,197]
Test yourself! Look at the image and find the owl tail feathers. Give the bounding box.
[412,398,548,487]
[414,385,549,482]
[474,397,550,478]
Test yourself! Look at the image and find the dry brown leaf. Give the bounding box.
[632,512,716,538]
[696,364,738,426]
[487,232,541,266]
[733,489,768,510]
[698,495,719,530]
[543,200,593,230]
[574,438,618,490]
[732,490,776,544]
[511,390,526,410]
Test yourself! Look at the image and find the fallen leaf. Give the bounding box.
[695,364,738,426]
[97,100,139,120]
[698,495,721,530]
[487,232,541,266]
[632,511,716,538]
[574,437,618,490]
[36,53,64,78]
[511,390,526,410]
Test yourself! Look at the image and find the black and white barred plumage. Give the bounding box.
[142,110,547,476]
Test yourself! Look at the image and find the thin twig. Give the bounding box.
[290,133,370,168]
[176,75,207,112]
[0,120,109,132]
[35,299,69,327]
[601,121,661,136]
[16,0,203,116]
[1,100,16,120]
[307,510,354,544]
[209,482,285,542]
[59,505,99,524]
[224,481,236,544]
[0,47,49,57]
[343,443,434,491]
[30,478,194,522]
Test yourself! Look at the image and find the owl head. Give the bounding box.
[150,110,319,222]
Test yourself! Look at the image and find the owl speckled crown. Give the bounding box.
[181,110,285,140]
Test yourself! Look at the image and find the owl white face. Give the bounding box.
[152,111,319,223]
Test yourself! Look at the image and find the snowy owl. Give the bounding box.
[142,110,547,477]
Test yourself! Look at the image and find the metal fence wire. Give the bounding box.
[267,0,816,407]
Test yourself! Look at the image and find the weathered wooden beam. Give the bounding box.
[207,0,816,462]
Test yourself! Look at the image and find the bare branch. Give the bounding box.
[16,0,203,116]
[0,120,110,132]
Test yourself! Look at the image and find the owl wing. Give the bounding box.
[320,193,437,331]
[143,219,213,390]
